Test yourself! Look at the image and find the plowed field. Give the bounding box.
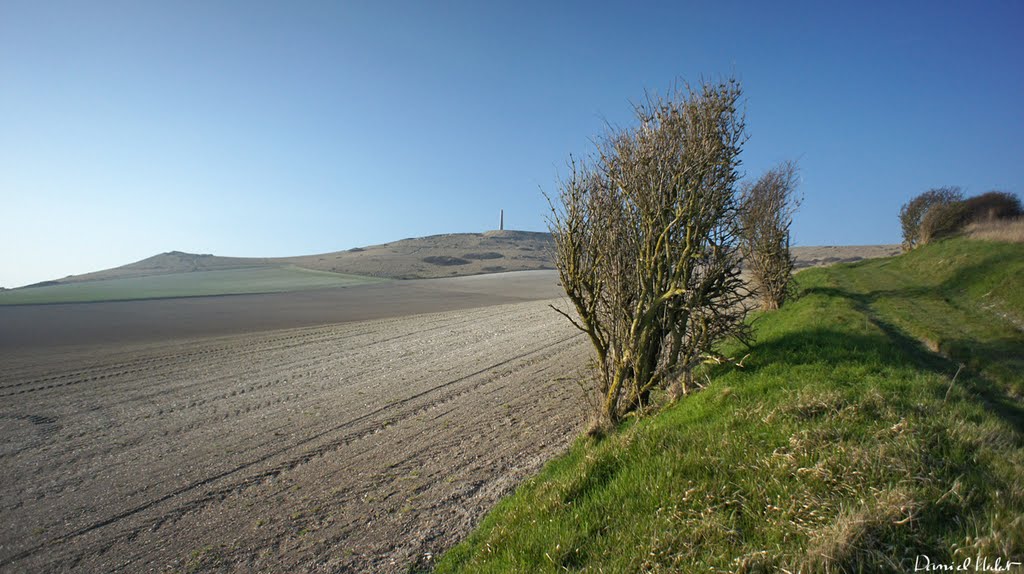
[0,273,588,572]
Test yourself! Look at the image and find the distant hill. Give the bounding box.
[790,244,901,268]
[40,231,554,286]
[36,231,899,287]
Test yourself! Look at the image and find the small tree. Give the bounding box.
[740,161,801,310]
[548,79,750,426]
[919,201,968,244]
[899,187,962,250]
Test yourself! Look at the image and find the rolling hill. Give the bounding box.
[2,231,899,305]
[32,230,554,287]
[43,251,275,285]
[39,231,898,286]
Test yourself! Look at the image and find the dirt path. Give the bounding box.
[0,299,589,572]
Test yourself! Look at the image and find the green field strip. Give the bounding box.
[0,266,387,305]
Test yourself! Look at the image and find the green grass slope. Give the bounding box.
[0,266,384,305]
[436,237,1024,573]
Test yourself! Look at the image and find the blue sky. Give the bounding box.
[2,1,1021,288]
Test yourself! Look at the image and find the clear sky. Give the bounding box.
[2,1,1021,288]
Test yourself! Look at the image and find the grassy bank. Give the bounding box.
[435,237,1024,572]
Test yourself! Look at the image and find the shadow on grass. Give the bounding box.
[795,284,1024,436]
[741,326,944,373]
[809,254,1008,308]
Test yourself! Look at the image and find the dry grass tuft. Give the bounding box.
[779,390,849,421]
[965,218,1024,243]
[798,488,919,573]
[734,550,780,573]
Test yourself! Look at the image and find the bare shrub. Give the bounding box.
[547,79,751,424]
[740,161,802,310]
[462,252,504,260]
[961,191,1023,223]
[899,187,962,250]
[421,256,469,266]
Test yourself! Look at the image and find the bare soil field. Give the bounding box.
[0,297,589,572]
[0,271,563,350]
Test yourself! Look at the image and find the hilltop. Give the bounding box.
[278,230,555,279]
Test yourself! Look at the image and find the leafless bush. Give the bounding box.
[547,79,751,424]
[961,191,1023,223]
[899,187,962,250]
[740,161,801,310]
